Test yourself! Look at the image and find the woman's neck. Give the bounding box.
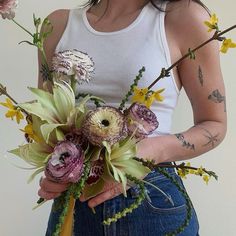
[89,0,150,20]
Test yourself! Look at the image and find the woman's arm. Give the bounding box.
[38,9,69,89]
[137,1,227,163]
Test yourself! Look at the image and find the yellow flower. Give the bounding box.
[132,87,148,104]
[177,169,187,179]
[0,98,24,124]
[144,93,155,108]
[20,123,41,143]
[154,88,165,102]
[203,175,210,185]
[220,38,236,53]
[204,13,219,32]
[196,166,204,176]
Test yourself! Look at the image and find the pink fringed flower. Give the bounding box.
[45,141,84,183]
[52,49,95,84]
[0,0,18,20]
[124,103,159,138]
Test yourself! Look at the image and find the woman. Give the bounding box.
[38,0,227,235]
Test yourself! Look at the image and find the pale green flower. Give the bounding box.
[103,138,151,195]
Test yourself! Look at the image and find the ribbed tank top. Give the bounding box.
[55,2,180,136]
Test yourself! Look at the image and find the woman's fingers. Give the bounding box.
[39,177,69,193]
[38,177,69,200]
[38,188,61,200]
[87,184,123,208]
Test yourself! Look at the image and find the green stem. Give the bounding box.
[11,19,34,37]
[157,167,193,236]
[71,76,77,94]
[40,48,53,82]
[141,179,174,206]
[118,66,145,111]
[2,92,18,105]
[103,175,146,225]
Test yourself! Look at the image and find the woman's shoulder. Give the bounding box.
[41,9,70,61]
[47,9,70,41]
[165,0,212,54]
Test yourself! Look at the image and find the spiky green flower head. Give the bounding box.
[103,138,151,195]
[81,106,128,147]
[18,82,94,144]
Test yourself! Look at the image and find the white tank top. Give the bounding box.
[55,1,180,136]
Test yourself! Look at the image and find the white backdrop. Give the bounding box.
[0,0,235,235]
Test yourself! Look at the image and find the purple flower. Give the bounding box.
[45,141,84,183]
[86,160,104,185]
[0,0,18,20]
[124,103,159,138]
[52,49,95,84]
[65,129,86,147]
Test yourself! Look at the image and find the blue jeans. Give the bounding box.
[46,168,199,236]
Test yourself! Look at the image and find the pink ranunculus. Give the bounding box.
[45,141,84,183]
[0,0,18,20]
[124,103,159,138]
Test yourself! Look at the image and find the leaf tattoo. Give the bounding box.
[198,66,204,86]
[175,133,195,151]
[208,89,226,112]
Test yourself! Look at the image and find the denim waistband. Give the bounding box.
[144,162,176,182]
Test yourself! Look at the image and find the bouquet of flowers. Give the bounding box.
[1,1,235,236]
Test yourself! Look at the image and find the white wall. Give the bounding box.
[0,0,235,235]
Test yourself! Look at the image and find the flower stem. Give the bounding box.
[156,167,193,236]
[11,19,34,37]
[148,24,236,90]
[119,66,145,111]
[103,175,146,225]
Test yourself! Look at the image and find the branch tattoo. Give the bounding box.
[208,89,226,112]
[175,133,195,151]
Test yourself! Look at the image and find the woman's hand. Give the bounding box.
[80,181,124,208]
[38,176,69,200]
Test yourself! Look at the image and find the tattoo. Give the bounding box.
[198,66,204,86]
[208,89,226,112]
[175,133,195,151]
[199,127,220,148]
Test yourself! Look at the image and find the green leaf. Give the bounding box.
[83,179,105,199]
[19,102,57,123]
[116,168,127,196]
[53,83,75,122]
[40,123,65,143]
[28,167,45,183]
[28,87,60,121]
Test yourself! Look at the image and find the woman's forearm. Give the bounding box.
[137,120,227,163]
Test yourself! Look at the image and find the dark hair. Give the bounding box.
[85,0,209,12]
